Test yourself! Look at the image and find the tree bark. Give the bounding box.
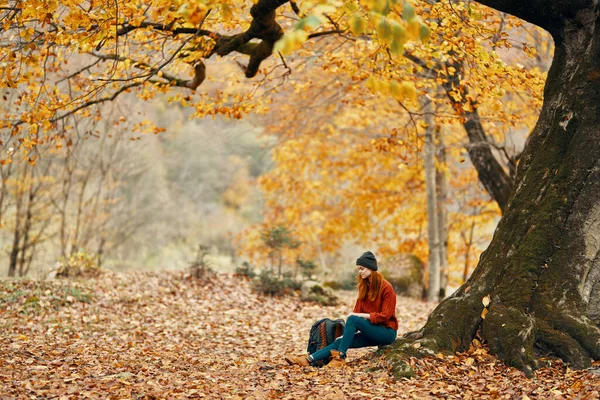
[390,2,600,376]
[436,126,449,298]
[461,221,476,283]
[424,97,441,302]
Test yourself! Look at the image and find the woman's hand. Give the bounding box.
[349,313,370,319]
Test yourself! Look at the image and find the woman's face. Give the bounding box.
[357,265,372,280]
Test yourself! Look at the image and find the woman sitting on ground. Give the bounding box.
[286,251,398,368]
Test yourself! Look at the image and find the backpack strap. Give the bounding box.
[319,321,328,350]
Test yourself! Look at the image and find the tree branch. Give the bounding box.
[89,52,189,85]
[474,0,587,37]
[116,21,215,38]
[405,52,514,212]
[50,82,142,124]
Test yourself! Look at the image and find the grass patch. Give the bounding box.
[63,286,92,303]
[0,289,26,304]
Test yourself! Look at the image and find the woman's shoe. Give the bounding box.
[284,355,311,367]
[325,350,346,368]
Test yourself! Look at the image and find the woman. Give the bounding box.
[285,251,398,368]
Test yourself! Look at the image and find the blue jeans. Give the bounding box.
[310,316,397,363]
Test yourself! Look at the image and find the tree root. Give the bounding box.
[385,297,600,379]
[482,304,537,377]
[481,303,600,376]
[537,322,591,370]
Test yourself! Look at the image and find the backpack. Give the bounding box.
[306,318,345,367]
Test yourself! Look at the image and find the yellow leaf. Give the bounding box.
[390,38,404,56]
[390,80,403,100]
[392,23,407,44]
[402,1,415,21]
[375,78,389,95]
[481,308,489,319]
[401,81,417,103]
[419,23,431,43]
[348,13,366,36]
[221,4,233,21]
[377,19,393,44]
[482,295,490,307]
[373,0,391,15]
[407,18,420,41]
[274,35,293,55]
[365,76,377,93]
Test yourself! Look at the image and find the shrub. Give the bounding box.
[252,270,302,297]
[281,277,302,292]
[301,282,338,306]
[253,270,285,296]
[189,244,212,279]
[55,250,103,279]
[235,261,256,278]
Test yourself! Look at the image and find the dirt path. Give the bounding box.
[1,271,598,399]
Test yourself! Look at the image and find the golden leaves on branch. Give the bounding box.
[366,76,418,104]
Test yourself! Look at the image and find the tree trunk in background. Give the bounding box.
[424,97,440,302]
[7,165,25,277]
[0,162,11,230]
[392,2,600,376]
[436,126,449,298]
[8,225,20,277]
[17,169,35,277]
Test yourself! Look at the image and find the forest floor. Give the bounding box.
[1,271,599,399]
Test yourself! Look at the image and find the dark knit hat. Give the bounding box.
[356,251,377,271]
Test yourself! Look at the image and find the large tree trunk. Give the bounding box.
[391,2,600,376]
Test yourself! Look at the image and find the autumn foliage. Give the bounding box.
[3,0,548,286]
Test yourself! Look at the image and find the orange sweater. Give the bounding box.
[353,279,398,330]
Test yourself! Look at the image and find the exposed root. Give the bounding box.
[537,322,591,369]
[555,313,600,359]
[482,304,537,377]
[480,303,599,376]
[385,299,600,380]
[385,335,450,379]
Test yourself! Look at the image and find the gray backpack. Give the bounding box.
[306,318,345,367]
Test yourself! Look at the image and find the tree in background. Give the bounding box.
[5,160,53,277]
[0,103,270,275]
[261,225,300,278]
[0,107,153,275]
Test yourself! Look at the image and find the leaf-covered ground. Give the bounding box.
[1,271,599,399]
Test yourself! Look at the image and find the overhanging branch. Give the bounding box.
[474,0,584,37]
